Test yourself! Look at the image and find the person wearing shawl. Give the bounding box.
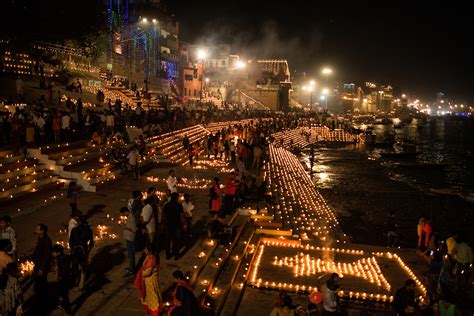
[134,244,162,315]
[168,270,199,316]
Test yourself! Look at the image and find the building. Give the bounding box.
[379,85,394,112]
[178,41,203,100]
[106,0,180,93]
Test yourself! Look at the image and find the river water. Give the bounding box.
[300,116,474,247]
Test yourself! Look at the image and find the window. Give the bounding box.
[185,74,193,81]
[221,60,226,66]
[184,88,187,96]
[194,89,197,97]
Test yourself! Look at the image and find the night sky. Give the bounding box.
[164,1,474,103]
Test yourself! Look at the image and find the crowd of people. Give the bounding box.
[0,88,276,155]
[0,107,472,315]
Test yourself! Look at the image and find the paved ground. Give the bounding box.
[10,158,232,315]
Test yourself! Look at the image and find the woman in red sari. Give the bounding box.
[168,270,199,316]
[209,177,221,218]
[134,244,162,315]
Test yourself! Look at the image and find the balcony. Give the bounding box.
[161,52,179,62]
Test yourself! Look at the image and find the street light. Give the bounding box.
[197,49,207,102]
[234,61,246,69]
[302,82,315,111]
[322,67,332,75]
[321,88,329,110]
[197,49,207,60]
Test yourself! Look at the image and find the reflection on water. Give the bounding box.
[356,117,473,191]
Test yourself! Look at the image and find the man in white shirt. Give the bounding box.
[140,198,155,245]
[106,112,115,135]
[120,207,136,276]
[181,194,194,244]
[166,169,178,193]
[61,112,70,141]
[68,214,78,239]
[127,146,139,179]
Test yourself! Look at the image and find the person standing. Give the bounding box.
[69,216,94,291]
[166,169,178,194]
[230,140,236,163]
[445,233,458,257]
[141,198,156,247]
[187,146,195,166]
[168,270,199,316]
[52,112,61,143]
[133,244,162,316]
[120,207,136,277]
[181,194,194,245]
[51,244,72,314]
[385,211,400,248]
[209,177,221,219]
[76,79,82,94]
[163,193,185,260]
[67,181,80,215]
[182,134,190,152]
[418,218,432,253]
[106,111,114,136]
[61,112,70,142]
[223,172,238,216]
[323,278,339,315]
[453,233,472,290]
[393,279,416,316]
[68,213,79,241]
[0,216,17,260]
[251,143,263,171]
[0,262,23,315]
[127,145,139,179]
[31,224,52,315]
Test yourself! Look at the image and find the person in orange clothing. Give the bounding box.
[223,172,239,216]
[209,177,221,219]
[134,244,162,316]
[418,218,432,253]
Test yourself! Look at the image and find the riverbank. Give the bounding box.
[302,144,474,247]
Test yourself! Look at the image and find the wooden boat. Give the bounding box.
[458,193,474,204]
[396,163,447,169]
[380,151,417,159]
[429,188,461,196]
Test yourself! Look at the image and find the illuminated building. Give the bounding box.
[106,0,180,93]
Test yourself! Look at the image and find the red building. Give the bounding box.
[178,42,203,101]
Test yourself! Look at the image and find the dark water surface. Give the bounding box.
[300,117,474,247]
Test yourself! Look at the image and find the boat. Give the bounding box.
[458,193,474,204]
[371,141,395,148]
[395,163,447,169]
[362,133,376,144]
[429,188,461,196]
[380,152,417,159]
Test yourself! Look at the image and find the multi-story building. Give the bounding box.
[106,0,180,93]
[178,41,203,100]
[380,85,394,112]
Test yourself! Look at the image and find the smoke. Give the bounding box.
[193,19,322,73]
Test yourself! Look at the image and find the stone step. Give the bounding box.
[38,141,89,155]
[0,174,60,201]
[0,147,17,159]
[1,169,56,191]
[192,216,249,307]
[204,219,255,315]
[0,158,39,179]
